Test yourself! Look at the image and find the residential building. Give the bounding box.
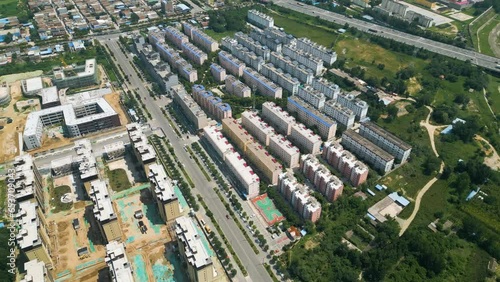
[182,42,208,65]
[278,173,322,222]
[225,75,251,98]
[74,139,99,185]
[105,241,134,282]
[210,63,226,82]
[249,27,282,52]
[375,0,435,27]
[20,259,54,282]
[311,78,340,100]
[287,96,337,141]
[296,85,326,109]
[149,163,181,223]
[261,63,300,95]
[192,85,232,121]
[21,77,44,96]
[230,44,265,71]
[269,133,301,168]
[218,51,246,77]
[89,180,122,243]
[203,126,234,159]
[262,101,296,135]
[172,84,209,130]
[13,155,45,211]
[323,100,355,129]
[337,91,369,121]
[290,123,322,154]
[164,25,189,48]
[359,121,412,163]
[126,123,156,174]
[242,68,282,99]
[247,9,274,28]
[51,58,99,89]
[263,27,296,45]
[241,111,275,146]
[137,44,179,93]
[104,141,125,160]
[282,45,324,76]
[182,22,219,52]
[295,37,337,66]
[341,130,395,173]
[300,154,344,202]
[269,52,314,84]
[153,41,198,82]
[234,32,271,60]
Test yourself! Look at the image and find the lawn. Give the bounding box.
[486,74,500,115]
[0,0,19,17]
[477,14,499,57]
[203,29,236,42]
[50,185,73,213]
[107,168,132,192]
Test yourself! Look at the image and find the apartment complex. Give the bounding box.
[89,179,122,243]
[153,40,198,83]
[20,259,54,282]
[241,111,275,146]
[192,84,232,121]
[249,27,283,52]
[137,44,179,93]
[262,101,296,135]
[290,123,322,154]
[182,22,219,52]
[172,84,209,130]
[269,133,301,168]
[263,26,296,45]
[13,155,45,211]
[269,52,314,84]
[295,37,337,66]
[282,45,324,76]
[359,122,412,163]
[297,85,326,110]
[311,77,340,100]
[225,75,251,98]
[234,31,271,60]
[323,141,369,187]
[341,130,395,173]
[181,42,208,65]
[105,241,134,282]
[127,123,157,172]
[218,51,246,77]
[375,0,435,27]
[261,63,300,95]
[203,126,260,198]
[337,91,369,121]
[247,9,274,29]
[300,154,344,202]
[148,163,181,223]
[230,44,265,72]
[278,173,322,222]
[287,96,337,141]
[51,58,99,89]
[210,63,227,82]
[323,100,356,129]
[242,68,282,99]
[164,25,189,48]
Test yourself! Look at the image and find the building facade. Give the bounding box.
[172,84,209,130]
[225,75,251,98]
[323,100,356,129]
[359,121,412,163]
[149,163,181,223]
[89,180,122,243]
[287,96,337,141]
[243,68,282,99]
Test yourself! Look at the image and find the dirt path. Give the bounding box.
[488,20,500,58]
[483,88,497,120]
[418,106,447,157]
[475,135,500,171]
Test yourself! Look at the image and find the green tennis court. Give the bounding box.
[251,193,285,226]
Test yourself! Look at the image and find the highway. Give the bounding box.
[274,0,500,71]
[104,38,272,282]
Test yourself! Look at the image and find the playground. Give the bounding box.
[251,193,285,226]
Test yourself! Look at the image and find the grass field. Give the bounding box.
[203,29,236,42]
[0,179,6,220]
[107,168,131,192]
[50,185,72,213]
[486,74,500,114]
[477,15,499,57]
[0,0,19,17]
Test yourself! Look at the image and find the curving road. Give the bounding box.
[273,0,500,71]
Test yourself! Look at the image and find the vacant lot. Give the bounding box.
[50,185,73,213]
[107,168,131,192]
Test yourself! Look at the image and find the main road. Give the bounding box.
[104,38,272,282]
[273,0,500,71]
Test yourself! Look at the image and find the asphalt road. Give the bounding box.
[104,38,272,282]
[274,0,500,71]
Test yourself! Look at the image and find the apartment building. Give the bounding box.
[21,77,44,96]
[278,173,322,222]
[230,44,265,72]
[218,51,246,77]
[210,63,227,82]
[127,123,157,173]
[225,75,251,98]
[297,85,326,109]
[359,121,412,163]
[172,84,209,130]
[269,134,301,168]
[181,42,208,65]
[104,141,125,161]
[243,68,282,99]
[282,45,324,76]
[51,58,99,89]
[269,52,314,84]
[249,27,282,52]
[337,91,369,121]
[241,111,275,146]
[341,130,394,173]
[300,154,344,202]
[295,37,337,66]
[263,27,296,45]
[105,241,134,282]
[247,9,274,29]
[261,63,300,95]
[322,141,368,187]
[234,31,271,60]
[290,123,322,154]
[148,30,165,46]
[164,25,189,48]
[13,155,45,211]
[20,259,54,282]
[287,96,337,141]
[191,85,232,121]
[182,22,219,52]
[203,126,233,159]
[262,101,296,135]
[89,180,122,243]
[154,42,198,82]
[175,216,216,282]
[137,44,179,93]
[149,163,181,223]
[311,78,340,100]
[323,100,355,129]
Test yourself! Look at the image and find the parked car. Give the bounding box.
[138,220,147,234]
[134,210,143,219]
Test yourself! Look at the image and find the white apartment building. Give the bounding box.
[247,9,274,29]
[269,52,314,84]
[261,63,300,95]
[282,45,324,76]
[181,42,208,65]
[249,27,282,52]
[182,22,219,52]
[242,68,282,99]
[263,27,296,45]
[241,111,276,146]
[297,85,326,110]
[225,75,251,98]
[287,96,337,141]
[164,26,189,48]
[127,123,157,166]
[203,126,234,159]
[359,122,412,163]
[295,38,337,66]
[218,51,246,77]
[269,134,301,168]
[172,84,209,130]
[311,78,340,100]
[290,123,322,154]
[210,63,226,82]
[105,241,134,282]
[323,100,355,129]
[337,91,369,121]
[89,179,122,243]
[20,259,53,282]
[262,101,296,135]
[231,44,265,72]
[234,32,271,61]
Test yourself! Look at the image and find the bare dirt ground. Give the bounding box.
[475,135,500,171]
[395,101,410,117]
[104,92,129,126]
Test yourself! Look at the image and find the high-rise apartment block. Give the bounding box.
[269,134,301,168]
[230,44,265,72]
[192,85,232,121]
[290,123,322,154]
[269,52,314,84]
[127,123,157,173]
[148,163,181,223]
[263,27,296,45]
[242,68,282,99]
[164,26,189,48]
[341,130,395,173]
[153,41,198,82]
[218,51,246,77]
[172,84,209,130]
[181,42,208,65]
[210,63,226,82]
[282,45,324,76]
[182,23,219,52]
[295,38,337,66]
[261,63,300,95]
[105,241,134,282]
[323,141,369,187]
[287,96,337,141]
[234,32,271,60]
[247,10,274,29]
[13,155,45,212]
[225,75,251,98]
[300,154,344,202]
[249,27,282,52]
[137,44,179,93]
[359,122,412,163]
[241,111,276,146]
[323,100,356,129]
[311,78,340,100]
[262,101,296,135]
[337,91,369,121]
[89,180,122,243]
[278,173,322,222]
[296,85,326,109]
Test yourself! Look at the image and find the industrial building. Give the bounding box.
[337,91,369,121]
[287,96,337,141]
[282,45,324,76]
[341,130,395,173]
[290,123,322,155]
[192,85,233,121]
[278,173,322,222]
[262,101,296,135]
[105,241,134,282]
[148,163,181,223]
[311,78,340,100]
[172,84,209,130]
[182,22,219,52]
[127,123,157,173]
[181,42,208,65]
[300,154,344,202]
[367,192,410,223]
[269,52,314,84]
[218,51,246,77]
[247,9,274,29]
[51,58,99,89]
[225,75,251,98]
[260,63,300,95]
[323,100,356,129]
[242,68,282,99]
[359,121,412,163]
[295,38,337,66]
[210,63,227,82]
[269,133,301,168]
[89,179,122,243]
[323,141,369,187]
[296,85,326,110]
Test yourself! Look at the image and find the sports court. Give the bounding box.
[251,193,285,226]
